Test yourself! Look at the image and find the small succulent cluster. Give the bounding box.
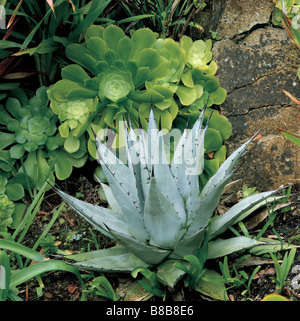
[47,24,230,181]
[49,97,99,154]
[1,87,57,159]
[0,194,14,232]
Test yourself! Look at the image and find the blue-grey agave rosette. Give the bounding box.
[55,109,289,298]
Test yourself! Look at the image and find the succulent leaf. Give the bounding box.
[156,260,188,287]
[53,188,130,239]
[0,194,14,232]
[207,237,263,260]
[68,245,149,272]
[201,131,260,198]
[144,177,185,249]
[170,228,206,260]
[106,227,171,265]
[208,191,283,240]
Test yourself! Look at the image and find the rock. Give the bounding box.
[206,2,300,191]
[215,0,274,39]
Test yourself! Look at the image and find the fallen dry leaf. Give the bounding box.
[68,283,78,294]
[37,210,50,216]
[253,267,276,280]
[252,134,263,142]
[282,89,300,105]
[267,234,284,240]
[62,212,75,227]
[244,202,292,230]
[236,256,275,268]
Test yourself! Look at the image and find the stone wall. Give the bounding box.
[197,0,300,191]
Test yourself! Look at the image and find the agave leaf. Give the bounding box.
[184,107,207,177]
[144,178,185,249]
[97,182,122,214]
[94,132,141,212]
[106,227,171,265]
[207,236,263,259]
[156,260,188,287]
[187,172,234,236]
[145,108,158,166]
[67,245,149,272]
[100,161,149,242]
[170,108,206,205]
[201,131,260,197]
[170,127,190,201]
[53,188,131,238]
[233,195,284,224]
[124,122,145,208]
[138,129,152,197]
[170,228,206,259]
[195,269,228,301]
[208,190,282,240]
[153,131,187,223]
[185,112,211,219]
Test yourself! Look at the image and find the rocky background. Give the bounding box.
[197,0,300,191]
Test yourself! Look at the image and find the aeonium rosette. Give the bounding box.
[0,87,88,192]
[48,94,99,154]
[0,194,14,232]
[98,68,134,103]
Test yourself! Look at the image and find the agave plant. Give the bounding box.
[54,109,287,290]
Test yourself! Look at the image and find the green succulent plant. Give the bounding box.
[47,24,227,160]
[0,157,27,231]
[54,109,286,292]
[0,171,24,202]
[2,92,57,157]
[0,194,14,232]
[49,97,99,154]
[0,86,88,191]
